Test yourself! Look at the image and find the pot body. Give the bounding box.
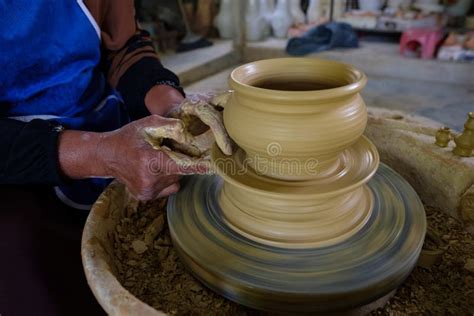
[435,127,451,147]
[224,58,368,180]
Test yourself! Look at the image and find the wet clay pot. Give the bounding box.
[224,58,368,180]
[214,58,378,248]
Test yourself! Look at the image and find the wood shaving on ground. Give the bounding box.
[111,199,474,315]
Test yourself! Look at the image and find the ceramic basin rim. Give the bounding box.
[229,57,368,103]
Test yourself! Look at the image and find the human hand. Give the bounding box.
[164,91,233,156]
[144,86,233,169]
[58,115,207,201]
[144,84,185,117]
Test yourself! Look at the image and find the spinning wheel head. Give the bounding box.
[167,164,426,313]
[167,58,426,313]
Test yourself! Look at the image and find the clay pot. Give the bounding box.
[435,127,452,147]
[215,58,374,248]
[224,58,368,180]
[453,112,474,157]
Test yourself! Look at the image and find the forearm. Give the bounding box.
[57,130,106,179]
[0,118,112,184]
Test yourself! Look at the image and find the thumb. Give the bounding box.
[141,115,189,145]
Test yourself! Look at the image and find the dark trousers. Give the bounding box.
[0,186,104,315]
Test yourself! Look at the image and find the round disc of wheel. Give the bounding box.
[167,163,426,313]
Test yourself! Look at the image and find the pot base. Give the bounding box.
[167,164,426,313]
[210,136,379,248]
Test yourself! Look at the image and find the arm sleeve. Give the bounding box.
[0,119,64,185]
[84,0,184,120]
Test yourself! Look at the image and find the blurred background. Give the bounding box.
[135,0,473,130]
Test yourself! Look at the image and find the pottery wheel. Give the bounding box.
[167,163,426,313]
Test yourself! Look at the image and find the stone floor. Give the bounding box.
[244,39,473,85]
[160,40,237,86]
[162,38,474,131]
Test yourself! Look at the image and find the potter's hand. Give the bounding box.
[144,84,185,117]
[143,91,233,170]
[167,91,233,156]
[58,116,207,201]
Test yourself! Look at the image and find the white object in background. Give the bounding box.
[377,14,437,31]
[289,0,306,25]
[259,0,274,37]
[358,0,385,12]
[340,15,378,28]
[437,45,465,61]
[307,0,322,24]
[333,0,347,20]
[447,0,472,16]
[246,0,267,41]
[414,0,444,14]
[271,0,293,38]
[214,0,234,39]
[414,3,444,14]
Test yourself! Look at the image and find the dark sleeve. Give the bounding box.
[111,31,184,120]
[0,119,64,185]
[84,0,183,120]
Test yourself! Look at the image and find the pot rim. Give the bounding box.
[229,58,367,103]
